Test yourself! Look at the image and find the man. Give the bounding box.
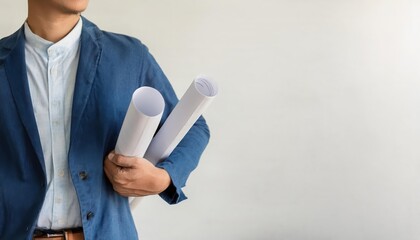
[0,0,210,239]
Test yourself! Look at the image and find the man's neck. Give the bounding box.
[27,7,80,43]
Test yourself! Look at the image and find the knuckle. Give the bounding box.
[113,174,127,185]
[113,155,124,165]
[113,177,123,185]
[113,186,123,194]
[113,184,124,194]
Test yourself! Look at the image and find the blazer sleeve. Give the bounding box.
[138,45,210,204]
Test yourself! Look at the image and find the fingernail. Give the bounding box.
[108,152,115,160]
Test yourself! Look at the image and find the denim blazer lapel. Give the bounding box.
[2,26,46,173]
[69,17,102,150]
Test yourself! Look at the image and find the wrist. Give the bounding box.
[153,167,171,193]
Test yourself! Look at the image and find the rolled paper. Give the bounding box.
[115,86,165,157]
[129,76,218,209]
[144,75,218,165]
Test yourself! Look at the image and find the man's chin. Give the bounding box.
[61,8,86,15]
[58,3,88,16]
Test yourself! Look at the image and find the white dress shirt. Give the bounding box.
[24,18,83,229]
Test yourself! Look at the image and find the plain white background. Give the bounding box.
[2,1,420,239]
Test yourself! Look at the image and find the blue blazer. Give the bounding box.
[0,17,209,239]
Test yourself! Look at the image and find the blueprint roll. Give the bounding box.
[130,76,217,209]
[144,75,218,165]
[115,86,165,157]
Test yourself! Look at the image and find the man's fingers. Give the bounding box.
[104,157,121,175]
[107,152,137,168]
[104,151,167,197]
[113,184,156,197]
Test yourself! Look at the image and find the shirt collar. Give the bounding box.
[24,17,83,56]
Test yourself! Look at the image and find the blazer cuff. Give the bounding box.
[156,161,187,204]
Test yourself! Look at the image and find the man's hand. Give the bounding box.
[104,151,171,197]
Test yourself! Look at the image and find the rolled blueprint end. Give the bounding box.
[132,87,165,117]
[194,75,218,98]
[144,75,218,165]
[115,87,165,157]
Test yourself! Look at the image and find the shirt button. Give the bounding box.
[86,212,94,220]
[79,171,88,180]
[58,169,65,177]
[49,50,57,58]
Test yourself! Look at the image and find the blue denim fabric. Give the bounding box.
[0,17,210,240]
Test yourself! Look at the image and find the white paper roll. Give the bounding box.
[130,75,217,209]
[115,87,165,157]
[144,75,218,165]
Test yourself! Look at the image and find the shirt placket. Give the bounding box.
[47,47,67,228]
